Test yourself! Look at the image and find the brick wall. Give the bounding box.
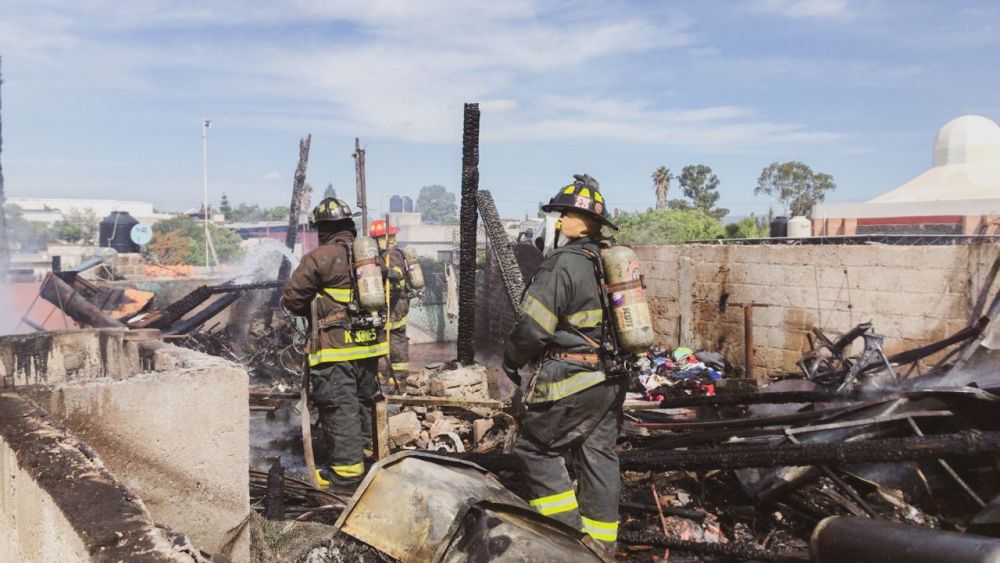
[634,243,1000,379]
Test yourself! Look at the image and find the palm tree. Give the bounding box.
[651,166,673,210]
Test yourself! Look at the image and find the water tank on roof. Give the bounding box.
[390,195,404,213]
[402,196,414,213]
[787,216,812,238]
[769,216,788,238]
[99,211,141,253]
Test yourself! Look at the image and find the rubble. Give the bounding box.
[388,411,422,447]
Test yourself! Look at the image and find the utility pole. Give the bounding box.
[202,119,213,269]
[353,137,368,233]
[0,55,8,281]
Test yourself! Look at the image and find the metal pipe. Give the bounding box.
[811,516,1000,563]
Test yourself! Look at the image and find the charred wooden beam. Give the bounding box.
[622,430,1000,471]
[457,103,480,365]
[268,134,311,327]
[619,529,808,562]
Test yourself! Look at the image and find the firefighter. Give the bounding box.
[283,198,388,488]
[502,174,624,549]
[369,219,411,388]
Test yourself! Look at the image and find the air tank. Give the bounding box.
[353,236,386,311]
[787,216,812,238]
[99,211,140,253]
[601,246,654,353]
[403,246,425,290]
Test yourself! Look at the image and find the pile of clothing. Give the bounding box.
[634,346,725,401]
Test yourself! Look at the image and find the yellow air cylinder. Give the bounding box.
[601,246,654,353]
[403,246,425,290]
[353,236,386,312]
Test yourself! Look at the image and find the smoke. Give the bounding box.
[227,238,299,285]
[0,278,17,335]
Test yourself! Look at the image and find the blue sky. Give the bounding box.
[1,0,998,219]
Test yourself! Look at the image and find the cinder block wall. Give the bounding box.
[0,393,199,563]
[634,243,1000,378]
[0,330,251,561]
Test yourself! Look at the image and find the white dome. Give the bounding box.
[933,115,1000,167]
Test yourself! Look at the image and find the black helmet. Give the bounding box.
[540,174,617,230]
[309,198,359,228]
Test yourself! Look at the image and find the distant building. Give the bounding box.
[6,197,168,227]
[814,115,1000,235]
[226,221,319,256]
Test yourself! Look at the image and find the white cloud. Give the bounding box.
[261,171,280,181]
[751,0,852,19]
[0,1,844,153]
[488,98,842,148]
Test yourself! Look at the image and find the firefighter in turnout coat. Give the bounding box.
[503,175,625,549]
[283,198,388,488]
[369,219,411,385]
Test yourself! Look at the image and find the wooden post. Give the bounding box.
[372,398,390,460]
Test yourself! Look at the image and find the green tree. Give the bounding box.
[262,206,291,221]
[416,185,457,224]
[667,199,693,211]
[615,209,724,245]
[679,164,728,220]
[3,205,54,252]
[64,208,97,244]
[724,215,766,239]
[323,183,337,199]
[53,220,84,243]
[651,166,673,210]
[219,193,232,220]
[150,215,243,265]
[755,161,836,217]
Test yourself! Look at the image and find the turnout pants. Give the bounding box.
[380,327,410,387]
[514,379,626,548]
[310,357,379,479]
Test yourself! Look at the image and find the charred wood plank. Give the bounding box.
[619,529,808,562]
[622,430,1000,471]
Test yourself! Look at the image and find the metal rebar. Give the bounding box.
[457,103,480,365]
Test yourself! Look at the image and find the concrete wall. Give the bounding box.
[0,393,201,562]
[634,243,1000,378]
[0,329,250,561]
